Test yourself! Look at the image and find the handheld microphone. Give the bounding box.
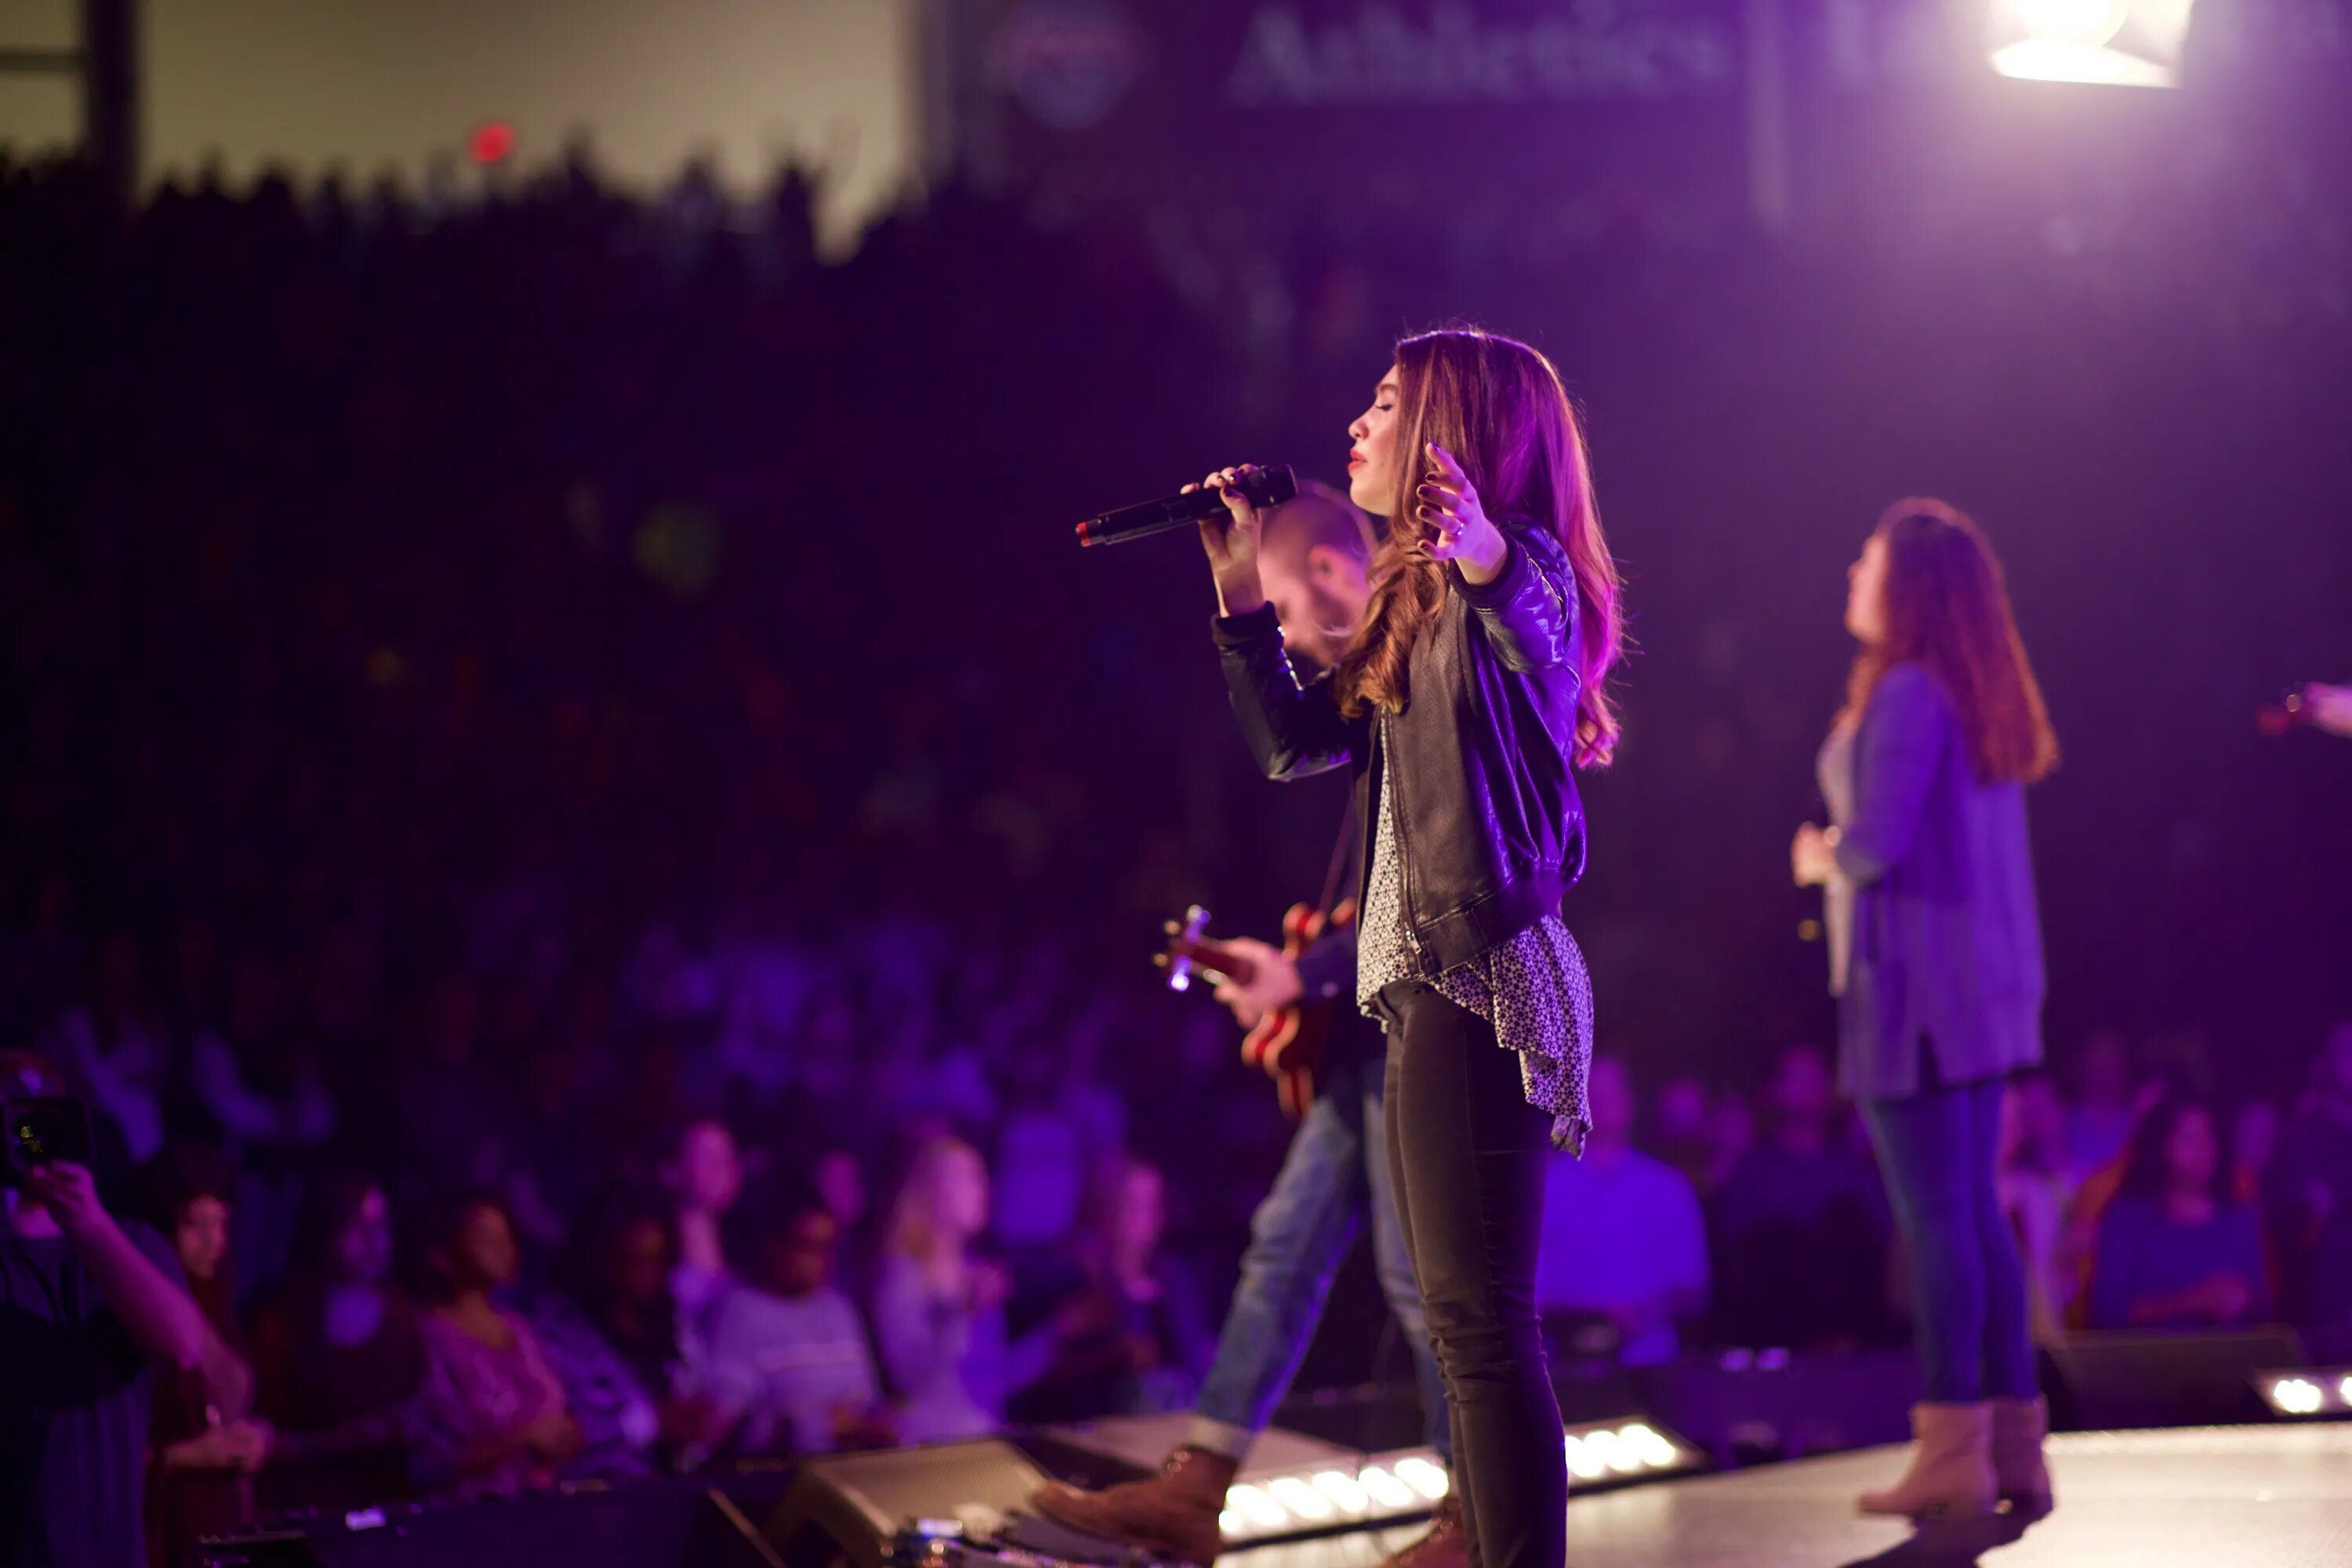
[1076,464,1298,548]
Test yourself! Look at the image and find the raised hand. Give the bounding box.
[1416,443,1507,579]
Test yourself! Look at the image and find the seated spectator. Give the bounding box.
[2087,1094,2270,1332]
[662,1116,744,1331]
[1709,1044,1891,1348]
[531,1188,726,1477]
[704,1183,895,1456]
[873,1136,1061,1443]
[2,1050,211,1568]
[408,1192,579,1496]
[140,1145,269,1567]
[1651,1073,1716,1195]
[2063,1029,2140,1185]
[249,1171,428,1513]
[808,1143,876,1307]
[2267,1021,2352,1356]
[1534,1057,1710,1366]
[1996,1072,2079,1342]
[1010,1153,1210,1423]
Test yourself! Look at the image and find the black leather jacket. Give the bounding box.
[1214,517,1588,975]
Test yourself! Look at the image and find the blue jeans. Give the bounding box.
[1193,1055,1451,1464]
[1860,1073,2038,1404]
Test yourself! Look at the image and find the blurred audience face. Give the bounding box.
[1766,1046,1835,1142]
[607,1217,673,1310]
[813,1149,866,1230]
[1656,1076,1708,1145]
[2163,1105,2220,1196]
[438,1200,522,1292]
[336,1186,395,1285]
[671,1121,744,1214]
[1585,1056,1635,1150]
[174,1194,232,1284]
[1115,1163,1166,1256]
[938,1142,990,1240]
[764,1210,839,1298]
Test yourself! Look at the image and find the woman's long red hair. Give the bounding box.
[1333,328,1625,768]
[1842,499,2058,786]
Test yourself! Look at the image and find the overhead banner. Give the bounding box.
[955,1,1758,223]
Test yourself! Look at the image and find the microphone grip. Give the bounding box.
[1076,464,1298,548]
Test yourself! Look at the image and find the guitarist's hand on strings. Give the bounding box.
[1205,935,1301,1031]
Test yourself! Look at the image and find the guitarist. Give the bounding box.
[1034,484,1462,1568]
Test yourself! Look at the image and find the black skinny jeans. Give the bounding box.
[1379,981,1564,1568]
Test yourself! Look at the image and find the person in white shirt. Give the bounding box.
[1534,1055,1708,1366]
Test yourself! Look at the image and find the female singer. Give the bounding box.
[1197,328,1624,1568]
[1792,499,2060,1519]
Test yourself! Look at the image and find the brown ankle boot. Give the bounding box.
[1857,1403,1997,1519]
[1989,1395,2054,1518]
[1374,1495,1466,1568]
[1030,1446,1238,1566]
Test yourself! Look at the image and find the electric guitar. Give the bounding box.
[1156,900,1357,1120]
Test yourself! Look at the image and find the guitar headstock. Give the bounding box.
[1163,906,1213,993]
[1155,906,1257,990]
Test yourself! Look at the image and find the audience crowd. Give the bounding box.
[3,137,2348,1568]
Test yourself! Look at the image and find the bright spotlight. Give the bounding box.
[1986,0,2197,88]
[1394,1456,1450,1501]
[1358,1466,1414,1509]
[1268,1477,1333,1523]
[2271,1377,2325,1416]
[2339,1375,2352,1407]
[1311,1471,1370,1515]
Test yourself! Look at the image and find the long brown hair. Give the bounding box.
[1334,328,1625,768]
[1842,499,2058,786]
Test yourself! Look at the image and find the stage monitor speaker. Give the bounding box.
[2049,1327,2308,1430]
[762,1441,1061,1568]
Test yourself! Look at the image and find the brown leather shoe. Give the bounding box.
[1857,1403,1997,1519]
[1374,1495,1466,1568]
[1030,1446,1238,1566]
[1989,1395,2054,1518]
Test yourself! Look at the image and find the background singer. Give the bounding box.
[1793,499,2060,1520]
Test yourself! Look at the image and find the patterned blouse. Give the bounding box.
[1356,720,1595,1154]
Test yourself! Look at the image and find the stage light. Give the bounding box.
[1225,1484,1288,1530]
[1394,1456,1450,1501]
[1268,1477,1334,1523]
[2260,1374,2329,1417]
[1217,1417,1700,1545]
[2339,1376,2352,1406]
[1311,1470,1370,1515]
[1984,0,2197,88]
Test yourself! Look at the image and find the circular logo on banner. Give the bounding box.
[989,1,1149,130]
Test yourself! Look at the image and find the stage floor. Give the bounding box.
[1227,1425,2352,1568]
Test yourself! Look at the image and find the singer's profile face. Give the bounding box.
[1846,532,1890,645]
[1346,364,1405,515]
